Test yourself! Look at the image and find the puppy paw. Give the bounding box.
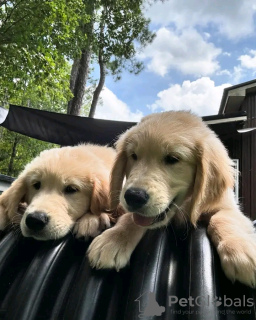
[87,228,132,270]
[217,236,256,287]
[73,213,111,239]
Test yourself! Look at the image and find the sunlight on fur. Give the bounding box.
[88,111,256,288]
[0,144,116,240]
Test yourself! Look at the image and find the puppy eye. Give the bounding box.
[164,155,179,165]
[64,185,78,194]
[131,153,137,160]
[33,182,41,190]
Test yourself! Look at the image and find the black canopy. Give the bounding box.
[0,105,136,146]
[0,104,247,146]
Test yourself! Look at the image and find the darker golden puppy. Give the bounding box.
[88,111,256,288]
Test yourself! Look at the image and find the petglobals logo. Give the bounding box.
[169,295,254,308]
[135,292,254,319]
[135,292,165,318]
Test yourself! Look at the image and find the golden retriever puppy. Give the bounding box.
[88,111,256,288]
[0,144,116,240]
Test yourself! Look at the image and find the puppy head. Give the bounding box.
[111,111,234,228]
[2,145,111,240]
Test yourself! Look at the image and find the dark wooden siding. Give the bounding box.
[251,132,256,218]
[241,93,256,128]
[240,93,256,219]
[221,92,256,220]
[240,132,251,217]
[221,130,256,220]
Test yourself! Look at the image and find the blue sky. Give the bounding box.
[94,0,256,121]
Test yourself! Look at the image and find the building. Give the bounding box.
[219,79,256,219]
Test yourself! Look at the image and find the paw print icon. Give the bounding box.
[212,296,222,307]
[135,291,165,318]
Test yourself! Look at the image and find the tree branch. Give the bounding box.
[1,0,25,28]
[89,50,106,118]
[89,5,106,118]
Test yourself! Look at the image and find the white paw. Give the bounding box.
[73,213,111,239]
[87,228,132,270]
[217,235,256,287]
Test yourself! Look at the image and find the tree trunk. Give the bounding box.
[89,51,106,118]
[67,49,92,116]
[88,6,106,119]
[67,2,95,116]
[7,134,18,176]
[69,59,80,94]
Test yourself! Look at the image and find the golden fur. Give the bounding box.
[0,144,116,240]
[88,111,256,288]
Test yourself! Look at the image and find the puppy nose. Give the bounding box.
[26,212,49,231]
[124,188,149,209]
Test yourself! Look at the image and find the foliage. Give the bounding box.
[0,0,88,104]
[98,0,155,79]
[68,0,155,115]
[0,0,155,173]
[0,127,57,177]
[0,67,73,113]
[0,0,91,175]
[0,68,69,176]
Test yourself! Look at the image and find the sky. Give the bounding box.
[94,0,256,122]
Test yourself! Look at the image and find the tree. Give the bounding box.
[0,0,155,175]
[0,127,57,177]
[0,73,93,176]
[68,0,155,116]
[0,0,88,107]
[0,79,72,176]
[0,1,92,176]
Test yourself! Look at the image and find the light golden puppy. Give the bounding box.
[88,111,256,288]
[0,144,116,240]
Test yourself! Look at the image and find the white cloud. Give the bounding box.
[231,65,246,83]
[203,32,211,40]
[95,87,143,122]
[239,50,256,70]
[224,51,256,84]
[148,77,231,116]
[145,0,256,39]
[140,28,221,77]
[216,69,231,77]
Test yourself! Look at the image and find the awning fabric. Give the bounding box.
[0,105,136,146]
[0,104,246,146]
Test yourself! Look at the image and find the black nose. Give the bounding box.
[124,188,149,210]
[25,212,49,231]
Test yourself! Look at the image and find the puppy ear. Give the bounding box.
[90,177,109,215]
[110,150,127,210]
[190,140,234,226]
[0,174,27,223]
[110,127,133,211]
